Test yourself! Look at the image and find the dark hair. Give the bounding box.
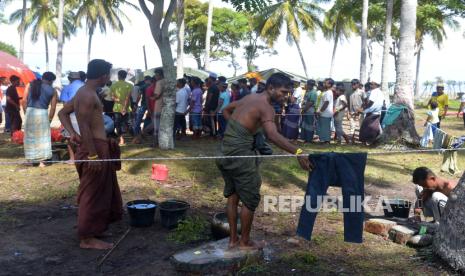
[154,68,164,78]
[430,102,438,109]
[192,77,202,86]
[118,70,128,80]
[106,81,112,86]
[218,76,227,83]
[231,83,240,90]
[364,82,371,91]
[177,78,187,87]
[79,71,86,82]
[412,167,435,185]
[325,78,335,87]
[336,82,345,92]
[351,79,360,85]
[238,78,247,84]
[307,79,316,87]
[10,75,20,83]
[87,59,112,80]
[317,81,324,90]
[265,73,292,90]
[30,72,55,100]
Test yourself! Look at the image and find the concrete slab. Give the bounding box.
[170,238,264,274]
[364,218,397,237]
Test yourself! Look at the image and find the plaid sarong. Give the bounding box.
[24,107,52,161]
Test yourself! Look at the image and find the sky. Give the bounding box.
[1,0,464,86]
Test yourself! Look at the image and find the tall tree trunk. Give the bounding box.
[393,0,416,110]
[45,34,49,71]
[55,0,64,88]
[195,56,202,70]
[434,173,465,271]
[139,0,177,150]
[176,0,185,79]
[379,0,418,146]
[18,0,27,62]
[87,28,94,64]
[367,41,374,81]
[381,0,394,100]
[359,0,369,84]
[414,47,422,98]
[204,0,213,71]
[329,34,339,78]
[294,37,308,78]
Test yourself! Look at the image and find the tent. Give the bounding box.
[0,51,37,97]
[228,68,308,83]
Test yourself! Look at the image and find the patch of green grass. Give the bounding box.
[238,263,268,275]
[167,215,209,244]
[281,251,318,271]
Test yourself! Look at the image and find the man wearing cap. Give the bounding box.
[428,83,448,128]
[60,72,85,103]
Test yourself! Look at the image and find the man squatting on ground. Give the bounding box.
[412,167,458,224]
[59,59,123,250]
[216,73,313,250]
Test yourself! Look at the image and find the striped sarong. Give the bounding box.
[24,107,52,161]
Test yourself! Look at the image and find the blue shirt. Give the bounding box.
[218,91,231,112]
[60,80,84,103]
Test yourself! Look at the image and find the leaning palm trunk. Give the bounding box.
[378,0,419,146]
[55,0,64,88]
[176,0,185,79]
[294,37,308,78]
[45,34,49,71]
[204,0,213,71]
[414,47,422,98]
[18,0,27,61]
[87,28,94,64]
[381,0,394,102]
[434,173,465,271]
[329,34,339,78]
[359,0,369,84]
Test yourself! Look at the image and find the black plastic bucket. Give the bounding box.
[382,199,412,218]
[127,200,158,227]
[159,200,190,229]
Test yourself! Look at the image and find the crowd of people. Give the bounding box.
[0,65,459,168]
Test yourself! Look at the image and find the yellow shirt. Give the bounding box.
[110,80,133,113]
[431,93,449,116]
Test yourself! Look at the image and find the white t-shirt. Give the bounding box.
[318,90,334,118]
[293,87,304,107]
[176,87,190,113]
[364,88,384,115]
[251,84,258,94]
[334,94,348,121]
[427,108,440,124]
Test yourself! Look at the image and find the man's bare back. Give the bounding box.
[226,93,275,134]
[74,86,106,141]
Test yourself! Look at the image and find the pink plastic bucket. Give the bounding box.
[152,164,169,181]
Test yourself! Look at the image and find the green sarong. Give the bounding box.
[216,119,262,211]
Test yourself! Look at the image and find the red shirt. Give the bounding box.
[145,82,156,112]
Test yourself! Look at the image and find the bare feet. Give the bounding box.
[39,162,46,168]
[239,240,265,250]
[80,237,114,250]
[228,236,240,249]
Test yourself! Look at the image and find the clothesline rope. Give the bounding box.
[1,147,465,166]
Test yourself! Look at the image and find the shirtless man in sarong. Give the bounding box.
[217,73,313,250]
[59,59,123,250]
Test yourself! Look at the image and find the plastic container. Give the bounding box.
[152,164,169,181]
[211,212,241,240]
[159,200,190,229]
[127,200,158,227]
[382,199,412,218]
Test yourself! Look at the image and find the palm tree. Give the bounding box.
[359,0,369,83]
[176,0,185,78]
[414,3,459,97]
[75,0,138,63]
[322,0,357,78]
[393,0,417,109]
[381,0,394,99]
[55,0,64,87]
[10,0,76,71]
[258,0,324,78]
[204,0,213,71]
